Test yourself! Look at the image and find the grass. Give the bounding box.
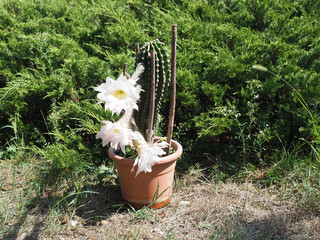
[0,158,39,238]
[1,147,320,239]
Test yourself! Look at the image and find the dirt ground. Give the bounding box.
[71,182,320,240]
[1,161,320,240]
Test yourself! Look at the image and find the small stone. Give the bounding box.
[153,228,165,235]
[179,200,191,205]
[101,220,108,225]
[70,219,77,227]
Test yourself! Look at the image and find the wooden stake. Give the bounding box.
[167,24,177,153]
[135,43,139,55]
[147,50,156,143]
[123,63,128,76]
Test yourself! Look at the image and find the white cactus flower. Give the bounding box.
[94,74,140,115]
[96,119,136,154]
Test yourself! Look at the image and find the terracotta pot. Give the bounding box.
[108,138,183,209]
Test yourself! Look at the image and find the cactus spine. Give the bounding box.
[134,39,171,140]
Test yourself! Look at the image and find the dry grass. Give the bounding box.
[1,159,320,240]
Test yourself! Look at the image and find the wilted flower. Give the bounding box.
[129,63,145,84]
[133,133,168,176]
[94,74,140,115]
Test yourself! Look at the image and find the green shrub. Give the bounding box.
[39,143,89,190]
[0,0,319,168]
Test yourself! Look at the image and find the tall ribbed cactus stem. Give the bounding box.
[134,39,171,140]
[167,24,177,153]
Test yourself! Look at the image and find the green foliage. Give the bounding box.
[261,140,320,211]
[39,143,89,190]
[174,0,320,158]
[0,0,319,173]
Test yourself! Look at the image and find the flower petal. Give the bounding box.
[94,73,141,115]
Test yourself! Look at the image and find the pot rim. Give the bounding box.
[108,138,183,166]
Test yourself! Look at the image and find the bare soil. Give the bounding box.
[1,160,320,240]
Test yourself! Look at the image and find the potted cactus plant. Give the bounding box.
[95,25,182,209]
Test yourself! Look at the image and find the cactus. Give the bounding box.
[133,39,171,140]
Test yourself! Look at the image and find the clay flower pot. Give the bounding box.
[108,138,183,209]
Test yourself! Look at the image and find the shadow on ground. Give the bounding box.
[1,183,126,240]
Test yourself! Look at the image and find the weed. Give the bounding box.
[0,114,29,161]
[128,182,168,221]
[209,216,248,240]
[166,227,177,239]
[253,65,319,154]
